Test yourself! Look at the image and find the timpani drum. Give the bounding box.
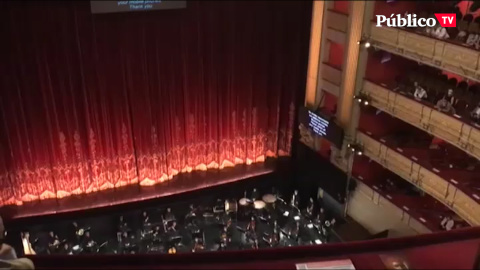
[225,199,238,213]
[254,200,266,218]
[262,194,277,210]
[254,200,266,210]
[262,194,277,204]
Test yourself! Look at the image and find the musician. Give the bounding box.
[264,227,279,248]
[322,219,334,242]
[220,226,230,245]
[185,204,197,224]
[318,208,326,223]
[164,208,175,222]
[290,190,299,208]
[272,220,280,232]
[152,226,162,239]
[251,238,259,250]
[306,198,315,217]
[213,199,225,214]
[82,230,96,251]
[60,243,72,255]
[246,216,256,233]
[272,227,280,246]
[289,221,301,242]
[47,231,60,254]
[218,241,227,251]
[71,221,81,243]
[118,216,129,234]
[141,211,149,225]
[251,188,259,201]
[192,238,204,253]
[167,221,178,233]
[21,232,35,256]
[226,217,233,230]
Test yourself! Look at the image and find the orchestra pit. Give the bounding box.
[2,1,480,269]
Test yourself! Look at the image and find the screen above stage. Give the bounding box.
[298,106,344,149]
[91,1,186,14]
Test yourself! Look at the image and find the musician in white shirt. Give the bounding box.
[413,82,428,101]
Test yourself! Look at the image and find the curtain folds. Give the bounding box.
[0,1,312,205]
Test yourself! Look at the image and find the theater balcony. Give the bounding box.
[351,155,466,234]
[28,227,480,269]
[355,106,480,226]
[361,49,480,161]
[369,0,480,82]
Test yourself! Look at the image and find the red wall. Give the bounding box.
[373,0,418,17]
[365,51,415,85]
[332,1,349,15]
[442,71,472,85]
[323,91,338,114]
[327,41,344,70]
[358,107,410,137]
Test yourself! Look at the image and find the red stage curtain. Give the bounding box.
[0,1,312,205]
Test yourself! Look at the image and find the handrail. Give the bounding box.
[362,80,480,161]
[29,226,480,268]
[368,24,480,84]
[352,175,433,233]
[356,131,480,226]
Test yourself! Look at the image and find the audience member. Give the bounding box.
[426,22,450,40]
[445,89,458,108]
[413,82,428,101]
[470,101,480,122]
[445,217,455,231]
[435,96,455,114]
[440,216,455,231]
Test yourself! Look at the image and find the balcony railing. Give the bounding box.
[369,25,480,82]
[362,80,480,161]
[352,179,432,234]
[356,131,480,226]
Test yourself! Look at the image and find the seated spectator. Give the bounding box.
[445,217,455,231]
[436,96,456,114]
[427,23,450,40]
[440,216,448,230]
[413,82,428,101]
[423,15,437,35]
[445,89,458,108]
[466,31,479,47]
[470,101,480,122]
[440,216,456,231]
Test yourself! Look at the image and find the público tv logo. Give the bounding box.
[375,13,456,28]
